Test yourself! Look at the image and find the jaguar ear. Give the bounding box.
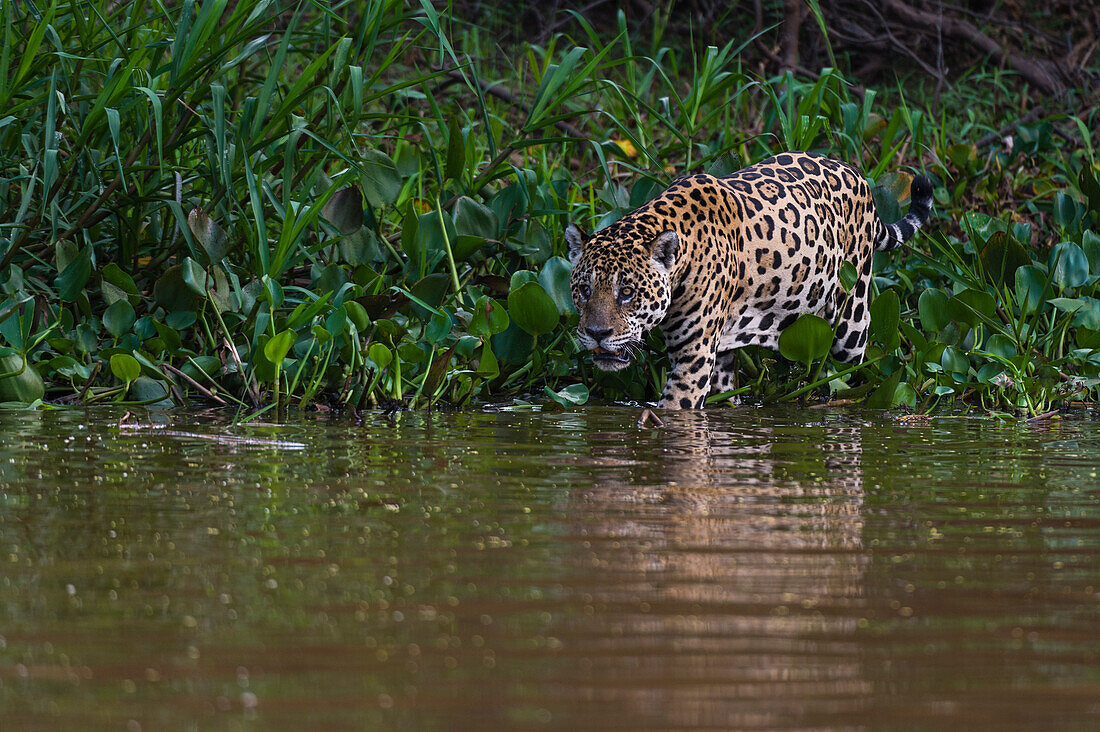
[650,230,678,272]
[565,224,588,264]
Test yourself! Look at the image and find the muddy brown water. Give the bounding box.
[1,407,1098,730]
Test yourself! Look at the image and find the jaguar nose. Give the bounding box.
[585,326,613,341]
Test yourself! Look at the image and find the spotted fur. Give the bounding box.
[567,151,934,409]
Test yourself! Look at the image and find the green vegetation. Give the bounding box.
[2,0,1098,417]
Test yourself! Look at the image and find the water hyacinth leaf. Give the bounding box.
[777,314,832,366]
[102,263,139,299]
[1050,241,1089,288]
[56,247,92,302]
[492,321,534,364]
[362,149,401,208]
[153,265,203,310]
[507,281,559,336]
[401,200,420,261]
[263,329,296,365]
[166,310,197,330]
[864,367,903,409]
[1068,297,1100,329]
[180,356,221,381]
[324,306,347,338]
[339,228,384,266]
[918,289,950,332]
[1080,166,1100,216]
[1048,297,1086,315]
[983,334,1017,359]
[510,270,538,290]
[544,383,589,408]
[103,300,136,338]
[425,309,453,344]
[397,342,426,364]
[130,376,172,406]
[450,235,486,261]
[416,209,458,258]
[109,353,141,383]
[410,274,451,321]
[940,346,969,378]
[186,207,230,264]
[321,186,364,234]
[0,353,44,403]
[476,341,499,378]
[420,343,458,402]
[1083,230,1100,275]
[877,170,914,202]
[962,212,1008,243]
[367,343,392,370]
[707,151,741,177]
[1015,265,1049,312]
[870,184,901,225]
[869,289,900,351]
[1053,191,1082,230]
[979,231,1030,289]
[345,301,371,332]
[947,289,996,327]
[454,196,498,240]
[838,260,858,293]
[538,256,576,315]
[445,116,465,183]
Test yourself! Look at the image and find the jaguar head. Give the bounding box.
[566,222,678,371]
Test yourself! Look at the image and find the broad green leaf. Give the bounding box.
[947,289,996,327]
[445,116,465,183]
[1015,265,1049,312]
[979,231,1030,289]
[103,300,136,338]
[538,256,577,315]
[777,314,832,366]
[918,288,950,332]
[367,343,392,369]
[453,196,498,240]
[263,329,295,364]
[476,341,499,378]
[940,346,969,378]
[321,186,364,234]
[869,290,900,351]
[1080,166,1100,216]
[56,247,92,302]
[362,149,401,208]
[1050,241,1089,288]
[467,296,510,337]
[544,383,589,407]
[187,207,230,264]
[865,367,903,409]
[425,309,453,344]
[838,261,858,293]
[109,353,142,383]
[1083,230,1100,274]
[492,321,534,364]
[0,354,44,404]
[345,301,371,332]
[507,282,559,336]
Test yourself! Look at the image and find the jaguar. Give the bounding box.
[567,151,933,410]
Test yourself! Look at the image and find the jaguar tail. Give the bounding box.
[875,175,934,251]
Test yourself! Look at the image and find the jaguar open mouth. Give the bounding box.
[592,346,631,370]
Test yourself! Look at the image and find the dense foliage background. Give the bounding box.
[2,0,1099,418]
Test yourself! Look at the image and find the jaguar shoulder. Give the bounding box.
[566,151,933,409]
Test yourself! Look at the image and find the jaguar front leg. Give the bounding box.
[657,336,719,410]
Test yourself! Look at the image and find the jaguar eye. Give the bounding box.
[577,284,591,300]
[618,285,635,303]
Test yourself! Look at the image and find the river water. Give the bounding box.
[1,407,1098,729]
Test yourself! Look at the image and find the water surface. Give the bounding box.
[1,407,1098,729]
